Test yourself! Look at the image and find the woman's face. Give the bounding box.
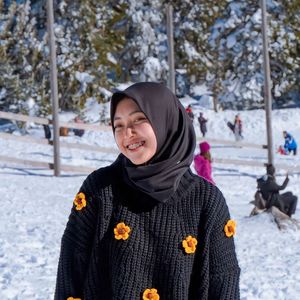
[113,97,157,165]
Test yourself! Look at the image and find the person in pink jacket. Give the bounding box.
[194,141,215,184]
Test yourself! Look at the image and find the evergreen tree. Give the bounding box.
[207,0,300,108]
[55,0,127,110]
[0,0,49,115]
[169,0,228,110]
[120,0,168,82]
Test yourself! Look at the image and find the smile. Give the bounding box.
[127,141,145,150]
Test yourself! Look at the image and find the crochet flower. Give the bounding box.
[224,219,236,237]
[67,297,81,300]
[182,235,198,254]
[142,288,160,300]
[114,222,131,240]
[73,192,87,211]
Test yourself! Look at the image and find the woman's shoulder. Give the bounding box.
[184,170,217,191]
[83,160,121,191]
[186,171,225,205]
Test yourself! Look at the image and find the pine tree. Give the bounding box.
[119,0,168,82]
[205,0,300,108]
[168,0,227,110]
[0,0,48,115]
[55,0,127,111]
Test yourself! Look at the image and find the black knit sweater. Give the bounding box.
[55,162,240,299]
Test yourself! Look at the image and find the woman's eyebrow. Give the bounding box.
[114,110,143,120]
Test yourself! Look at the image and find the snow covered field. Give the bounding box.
[1,106,300,299]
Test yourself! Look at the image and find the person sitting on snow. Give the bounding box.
[283,131,297,155]
[256,164,297,217]
[277,145,289,155]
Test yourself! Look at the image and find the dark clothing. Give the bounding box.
[198,115,207,137]
[55,161,240,299]
[111,82,196,203]
[43,124,51,139]
[185,106,194,121]
[73,128,84,137]
[258,175,297,216]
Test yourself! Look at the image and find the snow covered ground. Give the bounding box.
[1,106,300,299]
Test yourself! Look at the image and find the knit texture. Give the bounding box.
[55,163,240,299]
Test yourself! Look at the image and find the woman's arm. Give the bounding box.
[267,176,289,192]
[55,175,98,300]
[201,188,240,299]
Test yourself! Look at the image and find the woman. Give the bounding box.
[55,82,240,299]
[258,164,298,217]
[194,141,215,184]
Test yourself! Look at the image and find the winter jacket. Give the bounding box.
[193,154,215,184]
[284,132,297,151]
[257,175,297,216]
[55,160,239,299]
[198,116,207,134]
[234,119,242,135]
[185,107,194,120]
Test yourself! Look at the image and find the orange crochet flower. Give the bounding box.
[67,297,81,300]
[224,219,236,237]
[182,235,198,254]
[114,222,131,240]
[142,288,160,300]
[73,192,86,211]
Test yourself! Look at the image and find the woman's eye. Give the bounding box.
[134,117,147,123]
[114,124,123,130]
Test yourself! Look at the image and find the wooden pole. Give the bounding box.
[261,0,274,166]
[47,0,61,176]
[166,4,176,93]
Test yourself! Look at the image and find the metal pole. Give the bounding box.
[261,0,274,166]
[47,0,61,176]
[166,4,176,93]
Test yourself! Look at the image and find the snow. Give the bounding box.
[1,106,300,299]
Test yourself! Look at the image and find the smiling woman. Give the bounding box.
[113,97,157,165]
[55,82,240,300]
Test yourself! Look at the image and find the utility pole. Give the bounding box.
[261,0,274,166]
[166,4,175,94]
[47,0,61,176]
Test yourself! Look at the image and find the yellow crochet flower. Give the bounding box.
[142,288,160,300]
[224,219,236,237]
[73,192,86,211]
[67,297,81,300]
[182,235,198,254]
[114,222,131,240]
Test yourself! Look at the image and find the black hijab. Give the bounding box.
[110,82,196,203]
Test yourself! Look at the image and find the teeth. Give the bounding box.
[128,142,144,150]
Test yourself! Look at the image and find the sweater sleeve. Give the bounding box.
[204,188,240,299]
[55,174,98,300]
[267,177,289,192]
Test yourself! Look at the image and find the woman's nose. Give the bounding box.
[124,125,135,137]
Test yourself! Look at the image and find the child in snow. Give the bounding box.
[55,82,240,299]
[277,145,288,155]
[194,141,215,184]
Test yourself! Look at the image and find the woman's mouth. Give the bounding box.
[127,141,145,150]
